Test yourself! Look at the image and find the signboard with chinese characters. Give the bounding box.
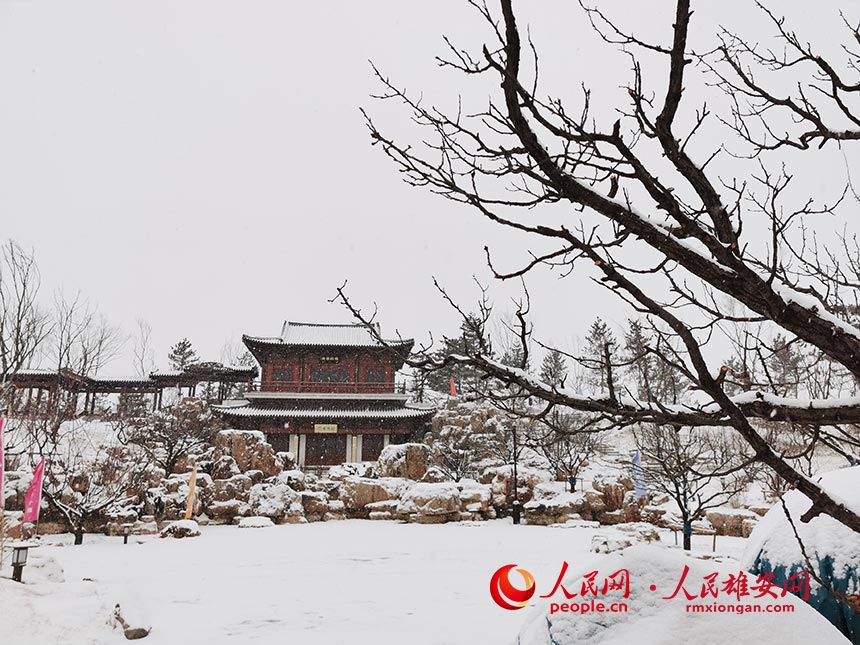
[320,356,340,364]
[314,423,338,434]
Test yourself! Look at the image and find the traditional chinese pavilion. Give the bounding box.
[215,321,435,469]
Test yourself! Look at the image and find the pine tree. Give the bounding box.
[624,319,653,400]
[499,344,529,372]
[583,318,617,393]
[539,349,568,387]
[766,334,802,397]
[424,314,494,396]
[167,338,199,371]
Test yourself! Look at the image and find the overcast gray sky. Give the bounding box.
[0,0,851,375]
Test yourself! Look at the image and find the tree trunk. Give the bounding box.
[682,520,692,551]
[74,525,84,545]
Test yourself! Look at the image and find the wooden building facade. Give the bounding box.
[215,321,435,469]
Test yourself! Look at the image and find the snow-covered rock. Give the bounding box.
[160,519,201,539]
[213,430,282,478]
[247,481,304,523]
[112,601,151,640]
[211,455,241,480]
[211,474,253,503]
[706,507,758,537]
[339,477,407,516]
[397,482,460,523]
[238,516,275,529]
[525,492,587,526]
[378,443,430,480]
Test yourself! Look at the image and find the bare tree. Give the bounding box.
[132,318,156,377]
[526,410,602,490]
[633,424,758,550]
[337,0,860,535]
[0,241,51,402]
[51,292,123,377]
[42,437,147,545]
[119,397,221,475]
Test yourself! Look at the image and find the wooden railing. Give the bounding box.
[248,381,407,394]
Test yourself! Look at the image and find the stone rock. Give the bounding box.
[327,462,378,480]
[248,481,303,523]
[301,491,331,517]
[340,477,406,516]
[245,470,265,485]
[207,500,250,523]
[706,508,757,537]
[211,456,241,480]
[421,467,449,483]
[583,490,607,515]
[213,430,282,478]
[238,516,275,529]
[378,443,430,480]
[591,474,633,512]
[212,474,253,503]
[590,534,635,554]
[105,507,139,525]
[524,491,587,526]
[113,603,151,640]
[278,470,307,492]
[397,482,461,522]
[133,520,159,536]
[160,519,200,539]
[746,504,772,517]
[146,467,167,490]
[277,451,296,471]
[487,465,552,508]
[364,500,405,521]
[597,509,628,525]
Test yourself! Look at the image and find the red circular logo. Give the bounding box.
[490,564,536,610]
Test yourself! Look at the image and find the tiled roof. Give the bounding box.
[214,404,435,420]
[90,376,156,385]
[244,321,413,348]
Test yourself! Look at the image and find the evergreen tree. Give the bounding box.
[766,334,802,397]
[499,344,529,372]
[424,314,494,396]
[539,349,568,388]
[582,317,617,393]
[167,338,199,371]
[624,319,654,400]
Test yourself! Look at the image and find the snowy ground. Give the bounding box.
[2,520,750,645]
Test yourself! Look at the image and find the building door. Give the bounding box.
[304,433,348,466]
[361,435,386,462]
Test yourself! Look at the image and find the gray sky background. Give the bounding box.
[0,1,852,375]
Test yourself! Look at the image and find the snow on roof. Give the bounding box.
[10,368,56,376]
[245,321,413,348]
[214,404,434,420]
[89,376,156,385]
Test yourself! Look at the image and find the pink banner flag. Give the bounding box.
[23,457,45,524]
[0,416,5,512]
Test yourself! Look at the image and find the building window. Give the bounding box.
[366,369,386,383]
[310,368,349,383]
[272,367,292,382]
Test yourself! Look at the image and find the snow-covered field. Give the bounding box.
[2,520,756,645]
